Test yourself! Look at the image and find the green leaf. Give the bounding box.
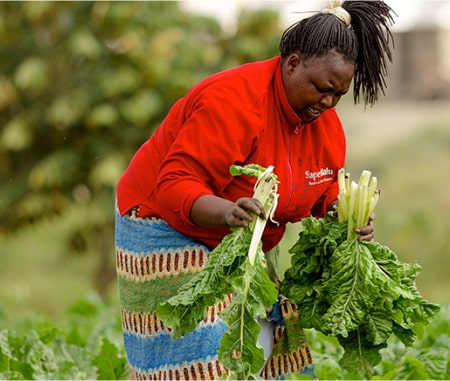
[363,305,393,346]
[22,330,58,378]
[28,149,82,190]
[89,153,127,188]
[69,29,102,59]
[0,330,14,360]
[219,250,278,377]
[394,355,430,380]
[98,67,142,98]
[156,228,249,338]
[14,57,49,93]
[86,103,119,129]
[93,338,128,380]
[338,330,387,378]
[419,349,449,379]
[219,301,265,376]
[119,90,162,126]
[0,114,32,151]
[321,241,378,337]
[46,89,91,128]
[229,163,266,178]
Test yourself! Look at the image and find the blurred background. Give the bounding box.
[1,1,449,321]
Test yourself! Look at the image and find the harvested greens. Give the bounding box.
[158,166,440,379]
[281,169,440,377]
[157,164,279,379]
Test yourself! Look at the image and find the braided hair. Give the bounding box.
[279,1,395,106]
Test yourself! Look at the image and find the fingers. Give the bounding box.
[357,231,374,242]
[225,197,266,227]
[237,197,266,219]
[355,217,375,242]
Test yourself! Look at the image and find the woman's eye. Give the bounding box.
[315,84,329,93]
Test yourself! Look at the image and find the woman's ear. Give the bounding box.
[285,53,301,76]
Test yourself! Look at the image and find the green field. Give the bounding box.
[1,100,449,379]
[1,293,448,380]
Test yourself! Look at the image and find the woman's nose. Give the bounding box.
[320,94,334,108]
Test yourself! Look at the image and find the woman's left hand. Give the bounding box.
[355,213,375,242]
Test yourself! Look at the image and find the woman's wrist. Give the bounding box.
[190,195,233,227]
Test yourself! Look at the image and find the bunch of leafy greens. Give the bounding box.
[157,164,279,379]
[281,212,440,378]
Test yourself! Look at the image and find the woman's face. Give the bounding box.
[282,50,355,123]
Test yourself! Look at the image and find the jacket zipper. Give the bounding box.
[277,123,301,219]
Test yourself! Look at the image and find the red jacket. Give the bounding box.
[117,57,346,251]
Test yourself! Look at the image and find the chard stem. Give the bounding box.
[347,181,358,240]
[248,165,278,265]
[357,184,368,227]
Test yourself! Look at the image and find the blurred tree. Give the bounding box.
[0,1,280,295]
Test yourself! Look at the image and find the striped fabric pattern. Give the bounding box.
[115,209,232,380]
[261,296,316,379]
[115,208,316,380]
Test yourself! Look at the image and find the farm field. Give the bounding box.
[0,294,448,380]
[1,99,449,380]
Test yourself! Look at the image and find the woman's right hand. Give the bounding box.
[223,197,266,227]
[191,195,266,228]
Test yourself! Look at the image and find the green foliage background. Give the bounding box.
[0,1,280,317]
[0,1,279,233]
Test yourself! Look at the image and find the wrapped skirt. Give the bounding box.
[115,207,316,380]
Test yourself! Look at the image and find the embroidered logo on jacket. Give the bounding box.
[305,167,334,186]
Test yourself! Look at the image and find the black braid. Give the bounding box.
[279,1,395,106]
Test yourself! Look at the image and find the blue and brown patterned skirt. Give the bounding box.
[115,207,316,380]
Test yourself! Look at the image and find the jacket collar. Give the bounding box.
[273,56,303,128]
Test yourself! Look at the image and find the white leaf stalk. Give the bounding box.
[337,168,380,240]
[248,165,279,265]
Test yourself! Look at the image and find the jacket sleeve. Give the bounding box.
[154,85,261,232]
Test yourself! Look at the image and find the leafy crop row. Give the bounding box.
[0,292,128,380]
[1,292,448,380]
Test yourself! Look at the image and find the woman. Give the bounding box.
[115,0,395,379]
